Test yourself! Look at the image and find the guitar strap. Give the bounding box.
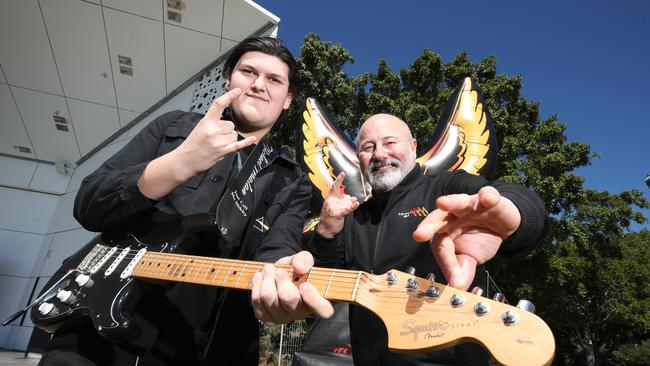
[215,138,279,243]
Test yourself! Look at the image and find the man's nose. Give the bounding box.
[250,75,266,91]
[372,145,388,160]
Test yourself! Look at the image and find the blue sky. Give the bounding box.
[256,0,650,230]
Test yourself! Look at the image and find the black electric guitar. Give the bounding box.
[25,224,555,366]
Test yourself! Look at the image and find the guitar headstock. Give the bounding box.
[355,269,555,366]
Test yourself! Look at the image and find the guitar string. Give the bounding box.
[106,251,449,300]
[76,250,514,318]
[82,249,460,302]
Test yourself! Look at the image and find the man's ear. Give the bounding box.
[224,80,231,91]
[283,91,293,110]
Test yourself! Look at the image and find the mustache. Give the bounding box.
[368,157,401,172]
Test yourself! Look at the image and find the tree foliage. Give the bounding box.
[267,33,649,365]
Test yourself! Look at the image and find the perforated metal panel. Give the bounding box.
[189,63,226,114]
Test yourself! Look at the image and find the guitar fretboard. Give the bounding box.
[131,252,364,302]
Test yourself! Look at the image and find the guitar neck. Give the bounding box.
[131,251,363,302]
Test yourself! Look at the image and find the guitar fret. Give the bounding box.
[221,263,234,286]
[191,259,200,282]
[210,262,224,285]
[351,271,362,301]
[323,269,336,298]
[248,264,263,289]
[233,262,247,287]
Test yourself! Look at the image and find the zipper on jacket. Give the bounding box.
[370,219,383,274]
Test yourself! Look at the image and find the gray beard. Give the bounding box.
[365,155,415,193]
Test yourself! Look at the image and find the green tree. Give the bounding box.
[265,33,649,365]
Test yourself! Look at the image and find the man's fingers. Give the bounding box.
[430,233,464,288]
[291,251,314,275]
[275,269,302,314]
[220,136,257,156]
[328,172,346,198]
[299,282,334,319]
[478,186,500,209]
[436,193,472,214]
[412,209,449,242]
[456,254,478,291]
[204,88,242,120]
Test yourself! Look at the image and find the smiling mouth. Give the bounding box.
[372,163,398,172]
[246,94,268,102]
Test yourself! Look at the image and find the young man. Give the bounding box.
[252,113,549,365]
[38,37,310,366]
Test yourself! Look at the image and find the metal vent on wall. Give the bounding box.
[189,64,226,114]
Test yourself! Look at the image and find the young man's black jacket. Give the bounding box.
[309,165,548,366]
[45,110,311,365]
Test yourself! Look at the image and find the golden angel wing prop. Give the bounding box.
[417,77,498,178]
[297,98,370,208]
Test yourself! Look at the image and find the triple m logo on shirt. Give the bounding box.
[397,207,429,218]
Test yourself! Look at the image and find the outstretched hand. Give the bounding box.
[251,251,334,325]
[316,172,360,238]
[412,186,521,290]
[174,88,257,178]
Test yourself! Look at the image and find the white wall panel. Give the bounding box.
[0,275,31,348]
[220,38,238,54]
[125,83,195,141]
[29,162,72,195]
[222,0,273,42]
[164,0,223,36]
[119,109,141,129]
[41,0,117,107]
[165,25,220,93]
[39,228,95,277]
[0,84,36,159]
[11,87,80,164]
[8,326,34,351]
[0,187,58,234]
[0,155,37,190]
[47,191,80,234]
[20,276,51,328]
[0,229,49,277]
[67,98,120,157]
[66,138,126,193]
[0,0,63,95]
[102,0,163,21]
[105,8,166,113]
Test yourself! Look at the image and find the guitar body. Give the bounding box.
[30,217,200,343]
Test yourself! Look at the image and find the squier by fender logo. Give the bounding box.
[400,319,480,341]
[400,319,450,341]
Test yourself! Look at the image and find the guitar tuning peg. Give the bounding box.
[405,266,416,275]
[516,299,536,314]
[471,286,484,297]
[426,273,435,281]
[492,292,506,303]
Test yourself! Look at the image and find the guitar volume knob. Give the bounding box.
[56,290,76,304]
[75,274,93,288]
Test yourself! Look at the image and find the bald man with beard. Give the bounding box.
[251,113,548,366]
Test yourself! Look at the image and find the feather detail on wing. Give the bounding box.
[416,77,497,178]
[298,98,370,204]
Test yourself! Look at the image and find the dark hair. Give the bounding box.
[222,36,300,95]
